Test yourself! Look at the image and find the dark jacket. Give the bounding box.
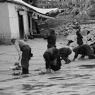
[21,45,33,68]
[47,35,56,48]
[46,29,56,48]
[43,47,61,71]
[73,44,94,60]
[76,31,83,46]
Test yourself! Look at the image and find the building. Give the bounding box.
[0,0,31,44]
[0,0,58,44]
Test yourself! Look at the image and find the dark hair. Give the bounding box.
[49,29,55,35]
[11,38,16,44]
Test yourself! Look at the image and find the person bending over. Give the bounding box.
[58,47,72,64]
[73,44,95,61]
[43,47,61,73]
[11,39,33,74]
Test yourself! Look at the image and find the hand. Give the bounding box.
[18,56,21,61]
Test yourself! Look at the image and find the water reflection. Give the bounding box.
[48,74,90,81]
[22,83,57,91]
[79,64,95,69]
[22,84,33,91]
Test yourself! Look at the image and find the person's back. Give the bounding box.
[59,47,72,64]
[73,44,91,55]
[47,29,56,48]
[47,35,56,46]
[73,44,95,60]
[43,47,61,72]
[59,47,72,56]
[11,39,33,74]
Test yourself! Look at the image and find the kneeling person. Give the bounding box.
[43,47,61,73]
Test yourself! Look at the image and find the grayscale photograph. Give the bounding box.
[0,0,95,95]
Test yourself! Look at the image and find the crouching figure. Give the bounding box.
[43,47,61,73]
[58,47,72,64]
[73,44,95,61]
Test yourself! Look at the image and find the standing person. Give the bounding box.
[72,21,83,46]
[11,39,33,75]
[76,29,83,46]
[43,47,61,73]
[46,29,56,48]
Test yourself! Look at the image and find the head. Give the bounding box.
[11,38,16,44]
[14,62,20,66]
[49,29,55,35]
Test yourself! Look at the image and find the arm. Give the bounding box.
[15,41,22,61]
[73,52,78,61]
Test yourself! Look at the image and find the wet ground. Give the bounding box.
[0,38,95,95]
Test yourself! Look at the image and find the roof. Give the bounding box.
[7,0,59,19]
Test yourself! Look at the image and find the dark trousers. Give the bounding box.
[22,67,29,74]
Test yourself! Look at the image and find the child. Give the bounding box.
[11,39,33,74]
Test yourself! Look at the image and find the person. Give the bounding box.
[76,29,83,46]
[11,39,33,74]
[72,21,81,31]
[73,44,95,61]
[43,47,61,73]
[58,47,72,64]
[46,29,56,48]
[72,21,83,46]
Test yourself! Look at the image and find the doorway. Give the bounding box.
[18,12,24,39]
